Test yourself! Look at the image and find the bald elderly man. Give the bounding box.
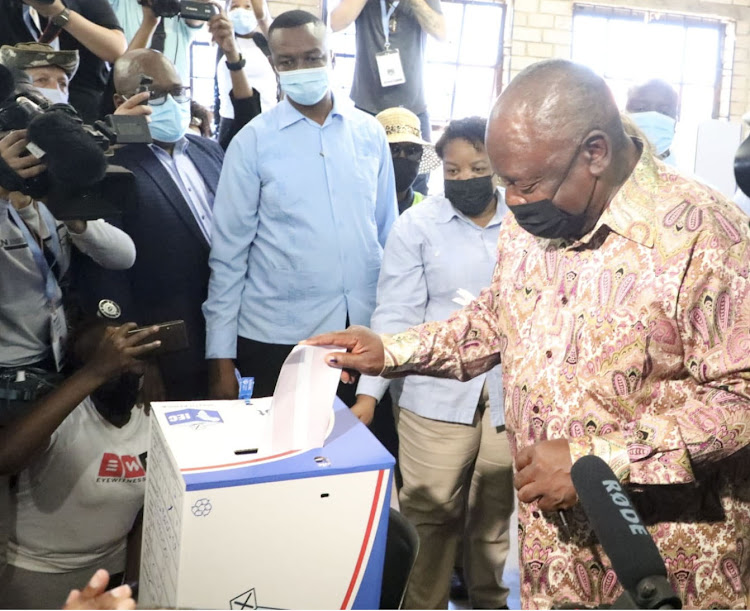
[77,48,224,401]
[307,59,750,609]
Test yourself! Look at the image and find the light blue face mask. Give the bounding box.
[148,94,191,143]
[278,67,329,106]
[229,8,256,35]
[630,111,676,157]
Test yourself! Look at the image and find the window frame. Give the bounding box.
[572,3,731,120]
[323,0,506,125]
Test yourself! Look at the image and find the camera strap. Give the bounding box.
[6,204,63,296]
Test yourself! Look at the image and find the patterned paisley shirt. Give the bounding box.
[381,151,750,609]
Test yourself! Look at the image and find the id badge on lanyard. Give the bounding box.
[376,0,406,87]
[7,204,67,372]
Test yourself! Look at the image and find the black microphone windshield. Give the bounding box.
[26,110,107,189]
[570,455,667,592]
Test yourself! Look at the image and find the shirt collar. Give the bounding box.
[574,140,657,249]
[435,187,507,227]
[277,93,348,130]
[148,137,189,157]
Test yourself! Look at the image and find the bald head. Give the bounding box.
[113,49,181,96]
[489,59,626,154]
[626,79,678,119]
[486,60,640,237]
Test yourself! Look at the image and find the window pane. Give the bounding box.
[452,66,495,119]
[459,3,502,66]
[192,78,215,109]
[572,15,608,76]
[332,25,357,57]
[605,18,645,80]
[425,63,457,124]
[571,7,724,123]
[680,84,715,125]
[190,43,216,79]
[643,22,685,81]
[425,2,463,64]
[683,26,720,86]
[331,56,355,100]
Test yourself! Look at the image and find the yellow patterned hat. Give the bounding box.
[376,107,441,174]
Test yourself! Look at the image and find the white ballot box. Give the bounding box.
[139,346,396,610]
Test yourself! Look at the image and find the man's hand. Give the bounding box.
[63,569,136,610]
[0,130,46,179]
[208,358,239,399]
[84,323,161,383]
[114,92,153,119]
[140,0,161,24]
[351,394,376,426]
[514,438,578,512]
[208,6,240,61]
[302,325,385,384]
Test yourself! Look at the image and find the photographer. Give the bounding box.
[0,322,160,609]
[0,0,127,122]
[214,0,276,149]
[0,121,136,420]
[112,0,212,83]
[0,42,78,106]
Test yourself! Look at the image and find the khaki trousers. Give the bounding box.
[398,398,514,609]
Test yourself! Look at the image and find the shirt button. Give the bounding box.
[546,350,553,359]
[561,296,568,305]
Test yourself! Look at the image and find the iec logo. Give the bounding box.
[166,408,224,426]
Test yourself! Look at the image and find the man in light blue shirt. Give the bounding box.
[204,10,397,400]
[109,0,204,83]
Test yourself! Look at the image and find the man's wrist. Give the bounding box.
[225,49,241,64]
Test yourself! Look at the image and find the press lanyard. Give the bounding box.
[380,0,399,49]
[7,204,62,304]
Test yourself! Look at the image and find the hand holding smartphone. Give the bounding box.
[127,320,189,356]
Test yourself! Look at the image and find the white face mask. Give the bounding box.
[35,86,69,106]
[229,8,257,35]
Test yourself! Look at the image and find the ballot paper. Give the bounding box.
[270,344,344,453]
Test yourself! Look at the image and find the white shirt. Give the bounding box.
[8,398,149,574]
[217,35,278,120]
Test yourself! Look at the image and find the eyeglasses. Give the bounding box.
[130,86,190,106]
[390,142,423,162]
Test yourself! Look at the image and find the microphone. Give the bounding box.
[26,110,107,190]
[570,455,681,609]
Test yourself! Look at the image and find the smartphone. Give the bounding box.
[179,0,215,21]
[128,320,189,356]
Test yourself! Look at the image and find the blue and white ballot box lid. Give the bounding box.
[151,398,394,491]
[150,345,394,492]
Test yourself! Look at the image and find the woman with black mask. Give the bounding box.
[351,117,515,610]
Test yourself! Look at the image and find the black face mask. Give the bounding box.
[392,157,420,193]
[508,142,596,240]
[510,198,591,239]
[444,176,495,217]
[91,373,141,427]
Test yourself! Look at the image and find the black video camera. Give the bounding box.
[137,0,216,20]
[0,65,152,220]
